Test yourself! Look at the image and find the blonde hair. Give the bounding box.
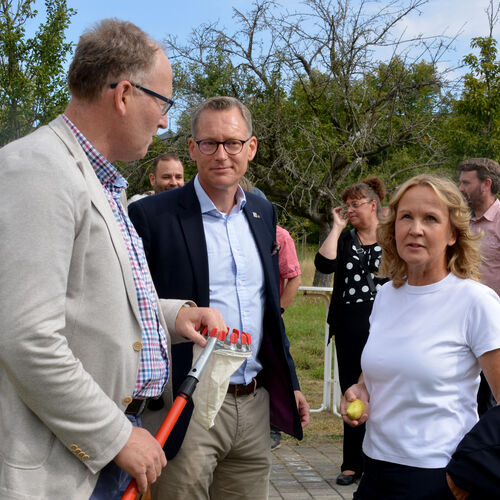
[377,174,482,288]
[191,96,253,137]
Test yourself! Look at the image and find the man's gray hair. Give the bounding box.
[68,19,160,101]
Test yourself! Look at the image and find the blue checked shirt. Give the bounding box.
[63,115,169,398]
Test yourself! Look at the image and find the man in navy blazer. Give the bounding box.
[129,96,309,499]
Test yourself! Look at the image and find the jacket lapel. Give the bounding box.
[243,200,276,292]
[49,116,141,325]
[178,181,210,307]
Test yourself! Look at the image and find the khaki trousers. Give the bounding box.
[151,387,272,500]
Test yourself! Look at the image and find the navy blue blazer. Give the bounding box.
[129,179,303,458]
[446,405,500,499]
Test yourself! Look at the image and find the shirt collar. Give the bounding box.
[62,114,128,191]
[473,198,500,222]
[193,174,246,215]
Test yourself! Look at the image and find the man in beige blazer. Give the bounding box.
[0,19,224,500]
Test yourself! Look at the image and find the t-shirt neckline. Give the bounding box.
[403,273,454,294]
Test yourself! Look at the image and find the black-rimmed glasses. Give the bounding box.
[194,138,250,155]
[110,82,174,115]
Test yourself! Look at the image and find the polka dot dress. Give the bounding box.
[342,242,383,304]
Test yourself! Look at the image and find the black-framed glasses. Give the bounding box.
[194,138,251,155]
[110,82,174,115]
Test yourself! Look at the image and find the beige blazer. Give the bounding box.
[0,116,184,499]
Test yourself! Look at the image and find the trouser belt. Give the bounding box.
[125,398,149,416]
[227,378,257,397]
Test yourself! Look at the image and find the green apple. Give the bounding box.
[346,399,365,420]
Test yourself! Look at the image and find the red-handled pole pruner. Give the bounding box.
[121,326,220,500]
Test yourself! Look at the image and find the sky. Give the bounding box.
[39,0,498,62]
[27,0,499,129]
[64,0,252,47]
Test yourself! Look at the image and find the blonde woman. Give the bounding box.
[315,176,387,485]
[342,174,500,499]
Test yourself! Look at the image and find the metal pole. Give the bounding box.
[297,286,340,417]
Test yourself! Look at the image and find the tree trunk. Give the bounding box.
[312,217,334,287]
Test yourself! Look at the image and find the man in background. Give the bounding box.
[459,157,500,415]
[150,152,185,192]
[0,19,223,500]
[277,228,302,313]
[130,96,309,499]
[128,153,185,204]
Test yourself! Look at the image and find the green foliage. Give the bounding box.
[0,0,75,146]
[284,294,327,381]
[275,56,444,198]
[461,37,500,121]
[164,0,449,243]
[441,36,500,164]
[283,289,344,441]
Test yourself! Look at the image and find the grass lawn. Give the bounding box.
[280,248,344,444]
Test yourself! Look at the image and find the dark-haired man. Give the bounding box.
[150,153,185,193]
[0,19,224,500]
[459,157,500,296]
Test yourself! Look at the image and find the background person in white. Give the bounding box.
[341,175,500,499]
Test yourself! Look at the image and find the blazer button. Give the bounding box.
[122,396,133,406]
[82,454,90,461]
[132,341,143,352]
[70,444,78,452]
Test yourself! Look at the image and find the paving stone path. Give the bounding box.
[270,441,359,499]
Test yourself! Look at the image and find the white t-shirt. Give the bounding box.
[362,273,500,468]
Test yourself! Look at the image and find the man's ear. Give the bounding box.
[111,81,134,117]
[448,226,457,247]
[188,137,197,161]
[149,173,155,187]
[247,136,258,161]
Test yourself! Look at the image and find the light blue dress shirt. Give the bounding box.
[194,175,265,385]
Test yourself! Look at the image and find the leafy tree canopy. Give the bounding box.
[0,0,75,146]
[164,0,453,237]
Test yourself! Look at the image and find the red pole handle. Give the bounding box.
[155,394,188,445]
[121,394,189,500]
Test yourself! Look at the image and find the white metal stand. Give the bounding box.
[298,286,341,416]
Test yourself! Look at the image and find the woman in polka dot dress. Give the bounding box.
[314,176,387,486]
